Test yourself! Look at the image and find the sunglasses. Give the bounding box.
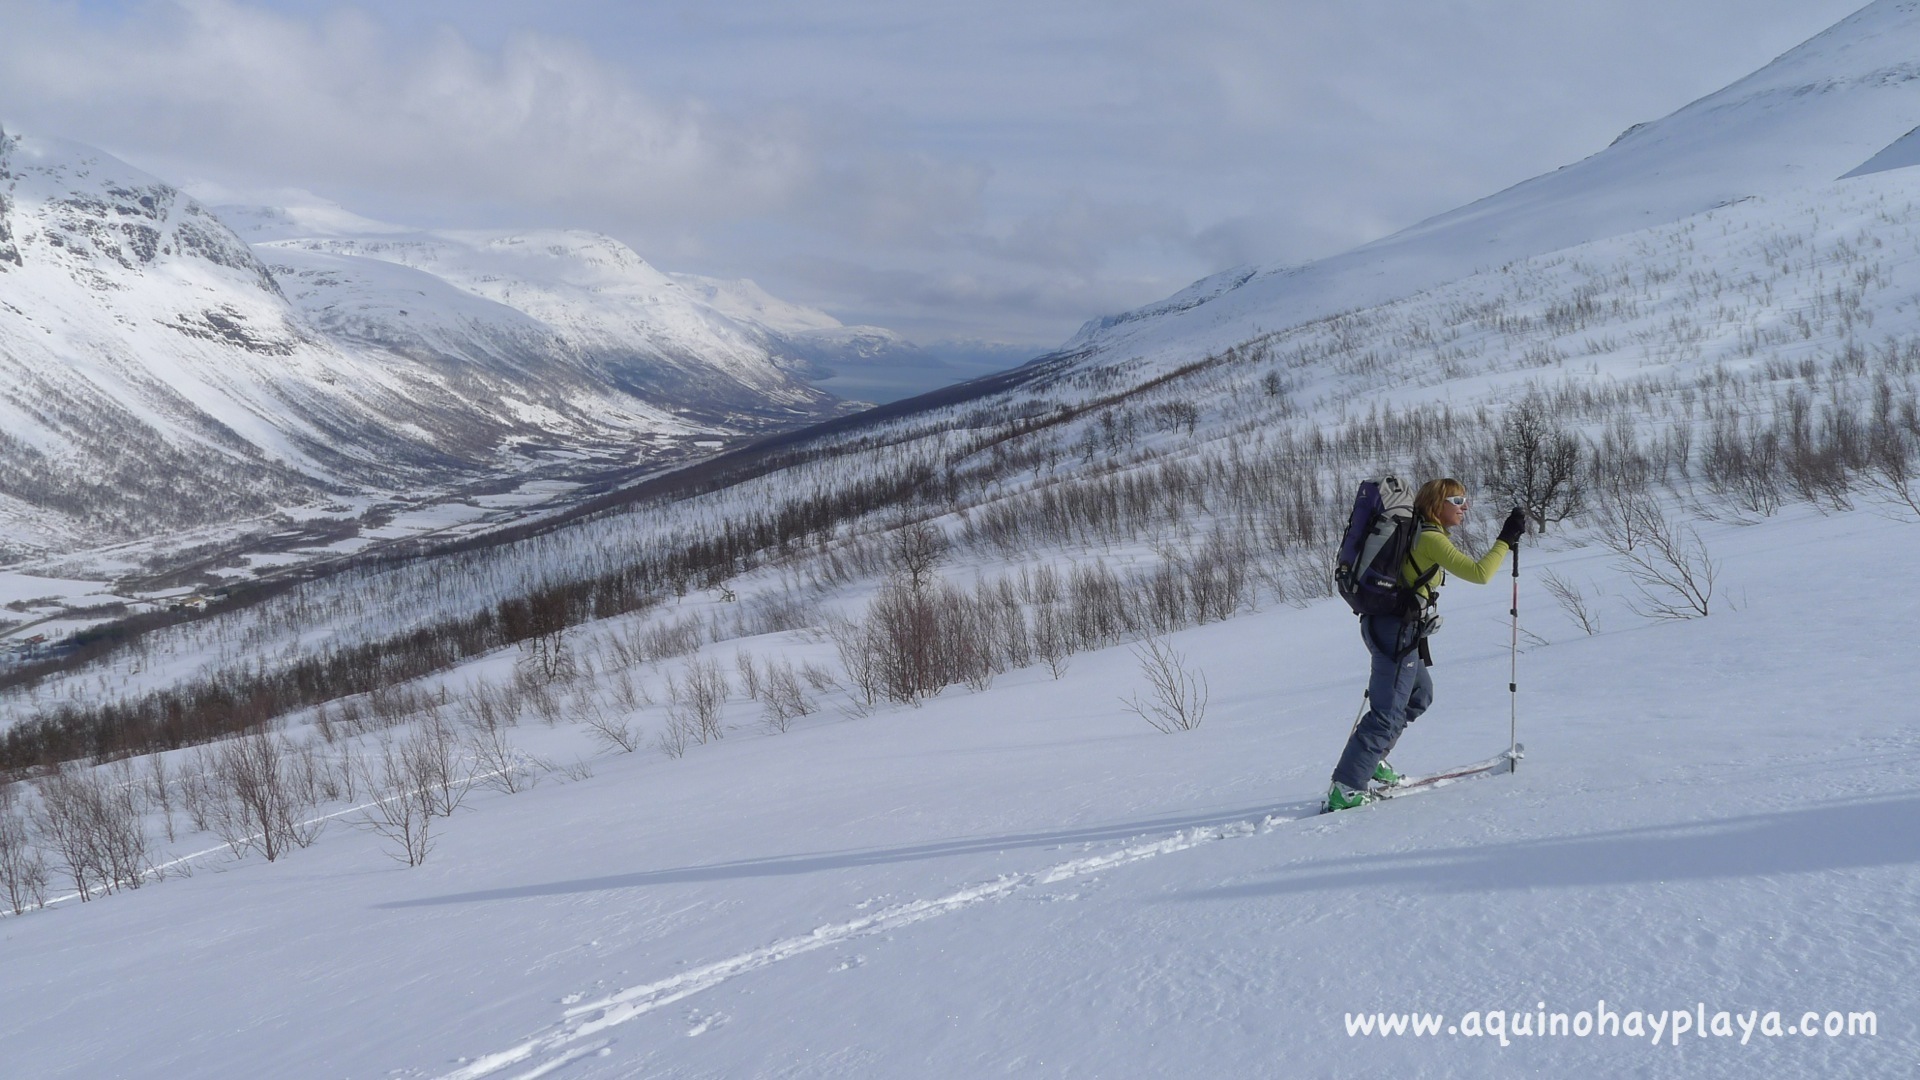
[1443,495,1470,507]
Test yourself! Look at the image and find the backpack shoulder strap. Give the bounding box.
[1407,522,1444,600]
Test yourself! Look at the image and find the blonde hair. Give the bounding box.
[1413,477,1466,525]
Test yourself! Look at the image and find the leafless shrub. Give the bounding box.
[32,763,149,898]
[760,658,816,733]
[335,698,367,738]
[799,661,839,693]
[287,738,327,807]
[655,708,696,759]
[368,685,431,731]
[453,678,521,733]
[610,669,653,712]
[1540,570,1600,635]
[669,657,731,743]
[1701,408,1783,517]
[635,614,705,665]
[1121,636,1209,733]
[1780,386,1866,510]
[734,650,762,700]
[320,743,358,802]
[867,582,941,703]
[211,730,324,862]
[403,714,472,818]
[518,618,578,686]
[350,714,471,867]
[985,578,1032,669]
[178,750,218,835]
[828,615,883,708]
[519,675,565,727]
[0,783,50,913]
[356,738,434,867]
[1067,561,1137,650]
[31,767,102,900]
[1487,393,1585,533]
[1602,506,1718,619]
[1864,382,1920,517]
[889,520,949,592]
[583,702,644,754]
[1034,600,1071,679]
[840,577,1006,704]
[146,753,177,843]
[461,702,533,795]
[1281,546,1334,607]
[103,760,155,887]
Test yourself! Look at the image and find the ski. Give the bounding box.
[1372,743,1523,800]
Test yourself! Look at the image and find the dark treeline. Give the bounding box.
[0,353,1202,774]
[1,567,641,775]
[0,445,993,775]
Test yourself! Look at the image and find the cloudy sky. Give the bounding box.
[0,0,1870,348]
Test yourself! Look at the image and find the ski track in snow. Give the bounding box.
[435,805,1315,1079]
[433,759,1508,1080]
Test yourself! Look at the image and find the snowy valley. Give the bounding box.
[4,2,1920,1077]
[0,131,1005,644]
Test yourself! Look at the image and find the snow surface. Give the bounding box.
[1,507,1914,1077]
[669,274,847,337]
[0,572,112,610]
[1064,0,1920,378]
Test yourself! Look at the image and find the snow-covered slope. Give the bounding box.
[668,273,845,336]
[0,133,843,558]
[1,507,1913,1079]
[1065,0,1920,372]
[0,129,449,556]
[255,228,827,415]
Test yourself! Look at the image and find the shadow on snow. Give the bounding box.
[1178,794,1920,900]
[374,800,1307,908]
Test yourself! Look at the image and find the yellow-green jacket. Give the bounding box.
[1404,522,1510,604]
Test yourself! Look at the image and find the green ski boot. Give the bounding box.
[1372,760,1403,787]
[1322,781,1374,813]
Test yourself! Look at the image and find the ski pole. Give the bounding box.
[1508,535,1520,774]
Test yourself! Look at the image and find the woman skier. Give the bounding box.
[1324,478,1526,812]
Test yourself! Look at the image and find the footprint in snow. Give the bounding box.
[687,1012,728,1037]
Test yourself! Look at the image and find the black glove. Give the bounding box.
[1498,508,1527,547]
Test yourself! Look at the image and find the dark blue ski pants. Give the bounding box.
[1331,614,1432,790]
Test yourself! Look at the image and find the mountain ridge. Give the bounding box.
[1063,0,1920,369]
[0,132,876,559]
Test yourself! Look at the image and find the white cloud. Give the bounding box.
[0,0,1876,347]
[2,1,825,221]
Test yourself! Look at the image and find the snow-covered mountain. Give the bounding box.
[237,214,831,418]
[9,7,1920,1078]
[1061,0,1920,374]
[0,133,855,559]
[230,203,1007,409]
